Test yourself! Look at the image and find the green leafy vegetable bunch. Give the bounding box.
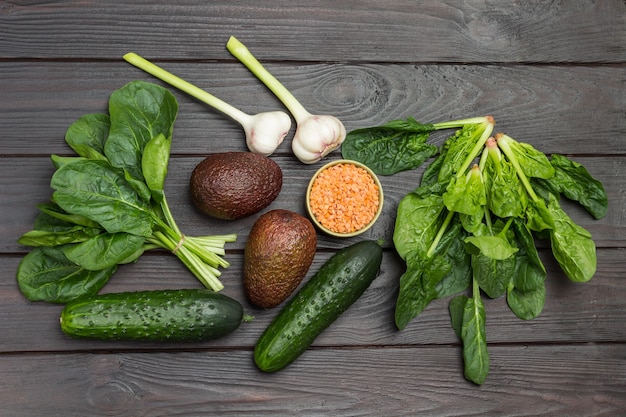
[17,81,236,304]
[344,115,607,384]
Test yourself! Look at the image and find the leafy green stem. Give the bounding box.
[148,231,225,291]
[148,203,235,290]
[183,237,230,269]
[226,36,309,121]
[433,115,493,130]
[123,52,250,125]
[177,246,224,291]
[456,118,495,178]
[159,193,182,236]
[472,274,480,302]
[426,210,455,258]
[483,205,493,233]
[498,217,515,237]
[496,133,540,202]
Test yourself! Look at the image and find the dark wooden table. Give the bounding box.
[2,1,625,415]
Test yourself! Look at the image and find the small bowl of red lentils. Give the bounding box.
[306,159,383,238]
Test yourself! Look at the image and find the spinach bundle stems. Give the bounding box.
[432,116,494,130]
[154,193,234,269]
[455,117,495,178]
[477,151,494,232]
[159,193,183,236]
[147,230,231,292]
[152,203,236,290]
[427,118,495,257]
[495,133,540,202]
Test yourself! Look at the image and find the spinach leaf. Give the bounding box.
[502,139,555,179]
[507,285,545,321]
[442,166,486,217]
[17,228,98,247]
[17,205,102,247]
[51,154,88,169]
[104,81,178,182]
[547,194,596,282]
[464,235,518,261]
[393,193,453,330]
[396,218,472,329]
[341,118,438,175]
[449,295,469,338]
[382,115,604,384]
[393,191,446,261]
[17,81,237,305]
[65,113,110,161]
[471,251,516,299]
[450,287,489,386]
[466,220,517,298]
[63,232,145,270]
[36,202,101,229]
[507,219,546,320]
[459,212,483,234]
[435,222,472,298]
[511,219,545,284]
[123,168,153,203]
[421,148,446,187]
[51,159,154,237]
[507,219,547,320]
[438,123,486,183]
[483,151,527,218]
[460,288,489,385]
[525,198,555,232]
[533,154,607,219]
[395,253,451,330]
[141,133,171,202]
[16,246,115,303]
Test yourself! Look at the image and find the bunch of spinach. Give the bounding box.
[345,115,607,384]
[341,116,490,175]
[17,81,236,304]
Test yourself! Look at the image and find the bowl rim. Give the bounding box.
[305,159,384,238]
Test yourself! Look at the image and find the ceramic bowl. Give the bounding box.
[305,159,384,238]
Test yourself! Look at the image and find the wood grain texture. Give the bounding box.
[0,1,624,62]
[1,1,624,415]
[2,247,625,353]
[2,156,623,253]
[1,62,625,155]
[1,345,625,417]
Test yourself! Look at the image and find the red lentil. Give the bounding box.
[309,163,380,234]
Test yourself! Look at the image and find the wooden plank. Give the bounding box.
[1,1,624,415]
[2,247,625,353]
[0,1,624,63]
[2,155,622,253]
[1,344,624,416]
[1,62,624,156]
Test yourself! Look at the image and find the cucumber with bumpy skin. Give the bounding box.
[60,289,244,341]
[254,240,383,372]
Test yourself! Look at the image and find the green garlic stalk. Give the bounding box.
[124,52,291,156]
[226,36,346,164]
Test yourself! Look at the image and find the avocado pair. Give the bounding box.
[189,152,317,309]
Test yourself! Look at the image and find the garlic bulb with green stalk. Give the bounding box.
[123,53,291,156]
[226,36,346,164]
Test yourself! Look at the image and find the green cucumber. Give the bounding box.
[60,289,244,341]
[254,240,383,372]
